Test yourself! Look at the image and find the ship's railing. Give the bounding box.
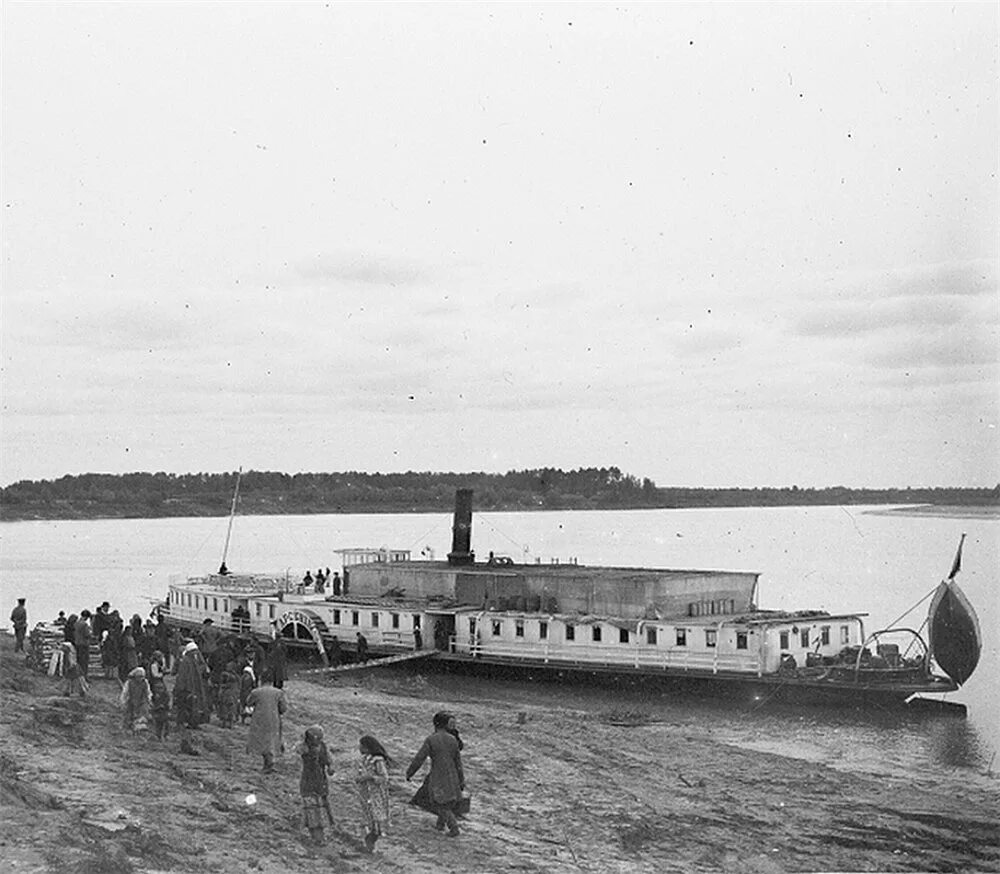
[454,638,759,674]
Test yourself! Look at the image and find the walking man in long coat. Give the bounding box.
[246,677,287,772]
[406,711,465,836]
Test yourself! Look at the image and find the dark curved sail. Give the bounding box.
[927,581,982,686]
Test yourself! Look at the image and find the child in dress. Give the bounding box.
[60,642,89,697]
[216,662,240,728]
[298,725,334,845]
[355,734,392,853]
[148,651,171,740]
[239,664,256,724]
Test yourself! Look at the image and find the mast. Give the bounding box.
[220,467,243,574]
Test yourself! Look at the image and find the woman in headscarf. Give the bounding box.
[298,725,333,844]
[355,734,392,852]
[174,641,210,731]
[120,666,151,733]
[101,628,118,680]
[119,626,138,681]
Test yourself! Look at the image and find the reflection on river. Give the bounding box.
[2,505,997,788]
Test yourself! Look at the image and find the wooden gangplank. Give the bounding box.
[300,650,439,676]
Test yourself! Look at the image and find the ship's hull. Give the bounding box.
[419,651,958,708]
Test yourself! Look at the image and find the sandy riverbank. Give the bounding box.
[1,634,998,874]
[864,506,1000,520]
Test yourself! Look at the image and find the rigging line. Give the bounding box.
[405,515,452,554]
[279,522,323,573]
[884,587,936,631]
[476,515,533,557]
[745,676,793,714]
[902,616,930,660]
[184,517,231,573]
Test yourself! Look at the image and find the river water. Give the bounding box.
[2,505,997,790]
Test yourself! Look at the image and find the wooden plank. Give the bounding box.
[299,650,438,675]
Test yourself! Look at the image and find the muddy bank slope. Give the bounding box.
[1,635,997,874]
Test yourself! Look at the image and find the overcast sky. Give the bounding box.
[2,2,997,489]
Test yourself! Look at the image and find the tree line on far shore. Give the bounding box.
[0,468,996,521]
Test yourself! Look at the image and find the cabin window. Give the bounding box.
[391,613,400,629]
[619,628,630,644]
[469,618,477,636]
[413,615,422,629]
[213,598,218,612]
[269,605,275,619]
[539,621,548,640]
[491,620,502,637]
[646,627,657,645]
[779,631,789,650]
[675,628,687,647]
[351,611,359,626]
[333,609,341,625]
[705,630,717,648]
[840,625,850,645]
[736,631,748,650]
[592,626,602,642]
[222,600,228,613]
[800,629,809,648]
[821,626,830,646]
[515,620,524,638]
[371,612,379,627]
[566,624,576,642]
[255,604,261,618]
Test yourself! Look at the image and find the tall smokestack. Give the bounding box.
[448,488,475,566]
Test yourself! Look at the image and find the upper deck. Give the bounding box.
[344,557,761,619]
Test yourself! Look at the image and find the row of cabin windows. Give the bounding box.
[178,593,234,614]
[483,619,749,649]
[778,626,848,650]
[179,593,423,630]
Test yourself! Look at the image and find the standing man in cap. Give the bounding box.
[10,598,27,652]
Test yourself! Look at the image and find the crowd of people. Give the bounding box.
[9,596,469,853]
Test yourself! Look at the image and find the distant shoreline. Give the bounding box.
[2,502,998,523]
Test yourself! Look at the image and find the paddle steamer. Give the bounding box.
[157,489,981,707]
